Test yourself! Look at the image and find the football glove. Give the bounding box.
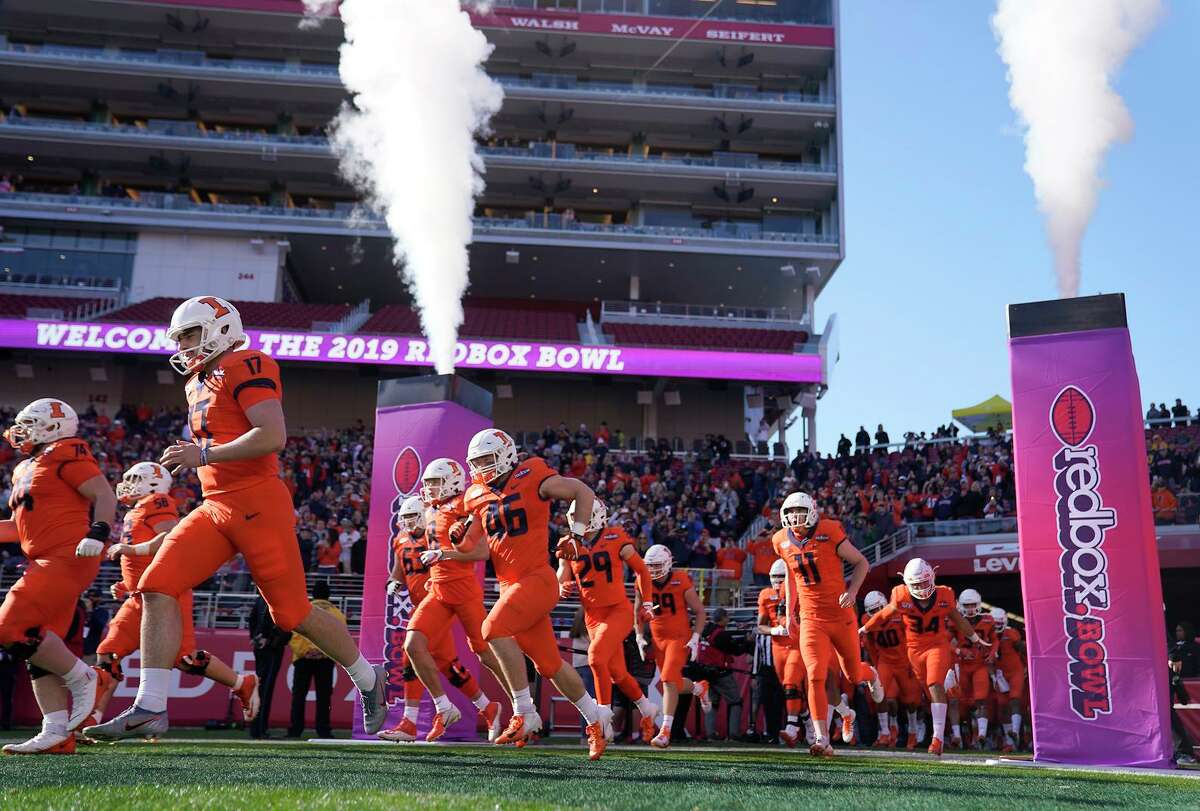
[769,626,788,637]
[555,536,581,561]
[635,634,649,661]
[110,581,129,601]
[992,670,1011,693]
[386,579,403,597]
[76,538,104,558]
[419,549,444,567]
[686,632,701,661]
[559,580,578,599]
[638,602,655,623]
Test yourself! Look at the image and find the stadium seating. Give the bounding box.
[0,293,106,318]
[101,297,351,330]
[361,300,581,342]
[602,322,807,353]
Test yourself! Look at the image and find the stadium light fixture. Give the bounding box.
[505,250,520,264]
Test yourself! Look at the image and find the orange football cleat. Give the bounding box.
[905,731,918,751]
[649,726,671,749]
[639,714,657,744]
[480,701,502,742]
[496,710,542,746]
[928,737,944,757]
[234,674,260,723]
[585,720,608,761]
[780,727,801,748]
[426,706,462,742]
[3,731,77,755]
[809,740,835,757]
[377,717,418,742]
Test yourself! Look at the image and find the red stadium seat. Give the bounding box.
[0,294,108,318]
[101,297,351,330]
[361,300,581,342]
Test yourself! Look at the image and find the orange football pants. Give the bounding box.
[585,599,641,705]
[482,568,562,678]
[908,644,954,693]
[138,479,312,631]
[799,611,875,722]
[652,637,690,689]
[97,591,198,667]
[0,547,100,645]
[959,665,991,702]
[999,664,1026,700]
[409,578,489,654]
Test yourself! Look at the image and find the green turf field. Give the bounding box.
[2,737,1197,810]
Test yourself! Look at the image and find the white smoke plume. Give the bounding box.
[302,0,503,372]
[992,0,1161,298]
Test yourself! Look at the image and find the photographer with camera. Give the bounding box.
[691,608,751,740]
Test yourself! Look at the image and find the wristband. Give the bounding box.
[570,520,588,537]
[199,445,210,466]
[133,543,153,556]
[86,521,111,541]
[968,632,982,645]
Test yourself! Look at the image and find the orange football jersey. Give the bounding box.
[647,569,694,641]
[425,495,479,585]
[118,494,178,591]
[466,457,556,585]
[570,525,635,611]
[771,518,849,620]
[757,585,799,649]
[392,531,432,605]
[956,614,996,669]
[889,584,956,652]
[7,438,103,556]
[997,626,1025,671]
[861,610,909,667]
[185,349,282,497]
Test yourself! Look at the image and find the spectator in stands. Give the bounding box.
[1173,399,1191,427]
[297,527,316,573]
[316,533,341,576]
[287,581,341,740]
[691,530,717,569]
[596,422,611,446]
[1148,402,1165,423]
[714,537,747,606]
[837,434,851,458]
[855,426,871,451]
[574,423,592,448]
[874,424,890,447]
[715,434,732,464]
[0,174,12,193]
[747,530,777,586]
[249,594,292,739]
[1152,478,1179,524]
[337,518,361,574]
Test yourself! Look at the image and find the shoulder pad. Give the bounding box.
[464,482,501,512]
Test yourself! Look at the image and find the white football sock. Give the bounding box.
[344,655,377,693]
[786,714,799,725]
[1011,713,1022,737]
[433,694,453,715]
[232,674,245,691]
[472,692,490,711]
[977,716,988,739]
[43,709,69,735]
[404,703,419,722]
[61,659,92,687]
[512,687,535,714]
[931,702,947,741]
[878,711,890,732]
[135,667,171,713]
[907,710,919,731]
[661,714,674,729]
[812,715,828,743]
[635,696,656,716]
[572,693,601,724]
[835,695,852,717]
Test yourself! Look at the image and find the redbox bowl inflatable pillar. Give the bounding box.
[355,374,493,741]
[1008,293,1173,768]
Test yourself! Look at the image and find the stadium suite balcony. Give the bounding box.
[488,0,833,26]
[0,41,835,112]
[0,191,839,258]
[0,115,833,186]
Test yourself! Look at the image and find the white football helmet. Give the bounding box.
[780,491,818,530]
[645,544,673,581]
[420,458,466,504]
[166,295,247,375]
[566,498,607,537]
[398,495,425,532]
[990,606,1008,629]
[769,558,788,587]
[466,428,519,484]
[864,590,888,616]
[959,588,982,618]
[117,461,171,504]
[903,558,936,600]
[4,398,79,454]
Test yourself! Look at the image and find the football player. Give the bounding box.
[453,429,611,759]
[404,460,504,742]
[756,559,806,747]
[0,399,113,754]
[860,558,991,756]
[772,492,884,757]
[556,498,661,741]
[636,544,712,749]
[87,296,386,741]
[862,589,922,749]
[953,589,996,749]
[90,462,258,730]
[990,606,1027,752]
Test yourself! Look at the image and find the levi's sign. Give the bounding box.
[1,318,823,384]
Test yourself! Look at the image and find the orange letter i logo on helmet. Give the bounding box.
[48,401,66,419]
[199,296,231,318]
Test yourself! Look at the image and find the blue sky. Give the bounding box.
[788,1,1200,454]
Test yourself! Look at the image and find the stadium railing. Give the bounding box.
[0,114,833,177]
[601,299,809,329]
[0,190,835,246]
[0,40,833,107]
[909,516,1018,537]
